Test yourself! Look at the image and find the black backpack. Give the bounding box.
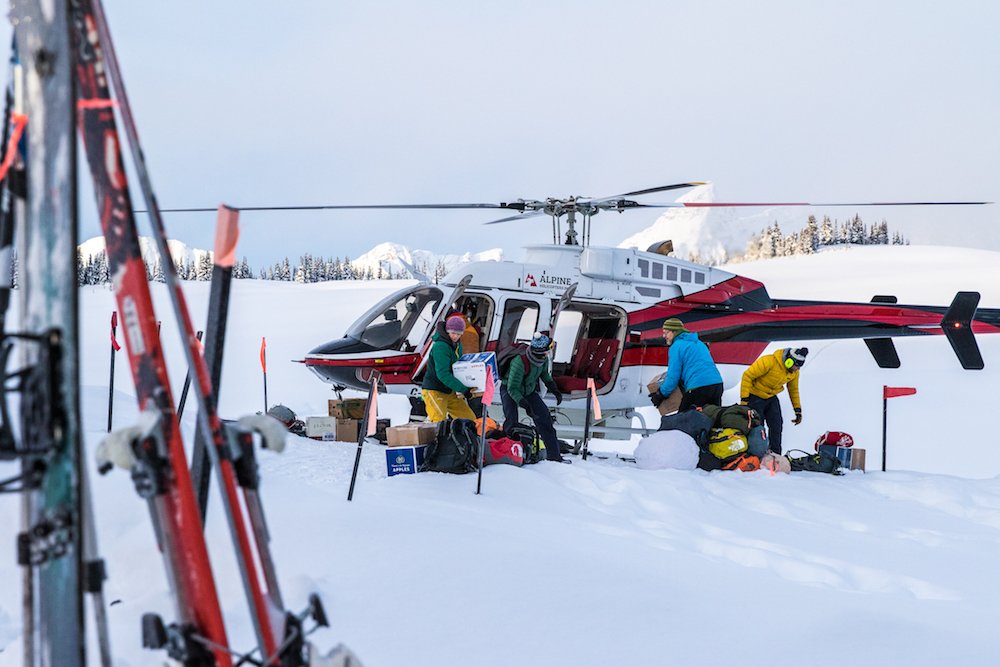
[506,422,543,464]
[785,449,844,475]
[419,418,480,474]
[658,409,713,448]
[497,342,530,379]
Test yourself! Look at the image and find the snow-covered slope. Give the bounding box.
[349,241,502,278]
[619,182,829,263]
[78,235,212,266]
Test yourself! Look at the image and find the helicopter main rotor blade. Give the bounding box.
[483,210,547,225]
[592,181,707,202]
[143,202,528,214]
[616,200,993,209]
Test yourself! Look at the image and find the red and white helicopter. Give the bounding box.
[300,183,997,438]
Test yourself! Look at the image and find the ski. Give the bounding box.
[67,0,234,663]
[77,0,340,664]
[7,3,87,665]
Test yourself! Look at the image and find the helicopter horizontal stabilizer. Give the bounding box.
[942,291,984,370]
[863,338,901,368]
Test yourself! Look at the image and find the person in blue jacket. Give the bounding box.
[648,318,724,412]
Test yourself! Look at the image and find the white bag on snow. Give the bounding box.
[633,430,699,470]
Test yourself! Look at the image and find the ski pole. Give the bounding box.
[176,330,203,417]
[476,366,495,495]
[348,372,380,501]
[476,405,487,495]
[581,388,592,460]
[260,336,268,413]
[191,205,239,522]
[107,311,120,432]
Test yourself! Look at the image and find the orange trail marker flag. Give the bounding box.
[260,337,268,413]
[366,387,379,437]
[482,365,496,406]
[586,377,602,421]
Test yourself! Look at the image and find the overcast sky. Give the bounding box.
[5,0,999,265]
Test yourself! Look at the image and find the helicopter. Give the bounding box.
[299,183,998,440]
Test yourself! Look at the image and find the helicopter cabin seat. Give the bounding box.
[554,338,620,392]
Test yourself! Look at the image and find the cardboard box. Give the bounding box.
[386,444,427,476]
[646,373,683,416]
[328,398,368,420]
[818,444,866,471]
[305,416,339,438]
[336,418,359,442]
[452,352,499,392]
[386,422,438,446]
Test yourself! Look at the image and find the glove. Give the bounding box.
[740,396,750,406]
[648,390,666,407]
[552,390,563,406]
[792,408,802,425]
[463,388,475,401]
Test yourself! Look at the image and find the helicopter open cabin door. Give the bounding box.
[412,274,473,379]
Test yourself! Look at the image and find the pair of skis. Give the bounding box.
[5,0,355,664]
[67,0,349,664]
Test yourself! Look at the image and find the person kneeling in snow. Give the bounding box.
[740,347,807,454]
[499,332,568,463]
[421,315,477,422]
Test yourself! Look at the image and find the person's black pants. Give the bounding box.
[680,383,724,411]
[747,394,782,454]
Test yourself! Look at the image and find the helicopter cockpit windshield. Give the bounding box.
[344,285,444,351]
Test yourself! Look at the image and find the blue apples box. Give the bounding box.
[385,444,427,476]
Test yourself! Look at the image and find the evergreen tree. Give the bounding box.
[819,215,834,246]
[153,257,165,282]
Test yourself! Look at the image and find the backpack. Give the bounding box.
[702,404,762,435]
[814,431,854,450]
[721,454,760,472]
[507,422,544,464]
[785,449,844,475]
[419,418,479,474]
[706,427,749,460]
[658,409,713,448]
[746,425,768,457]
[484,437,524,466]
[497,342,531,379]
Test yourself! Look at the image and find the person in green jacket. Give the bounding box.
[421,315,476,422]
[500,332,567,463]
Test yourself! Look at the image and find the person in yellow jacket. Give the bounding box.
[740,347,807,454]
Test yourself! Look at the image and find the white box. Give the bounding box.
[452,352,499,392]
[305,416,339,438]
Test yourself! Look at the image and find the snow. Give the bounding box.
[2,245,1000,666]
[618,183,817,263]
[350,242,503,279]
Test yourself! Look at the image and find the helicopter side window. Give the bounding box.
[638,259,649,278]
[498,299,539,351]
[652,263,664,280]
[453,294,496,354]
[681,268,692,282]
[695,272,706,285]
[666,265,678,281]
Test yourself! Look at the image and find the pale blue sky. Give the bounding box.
[5,0,999,265]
